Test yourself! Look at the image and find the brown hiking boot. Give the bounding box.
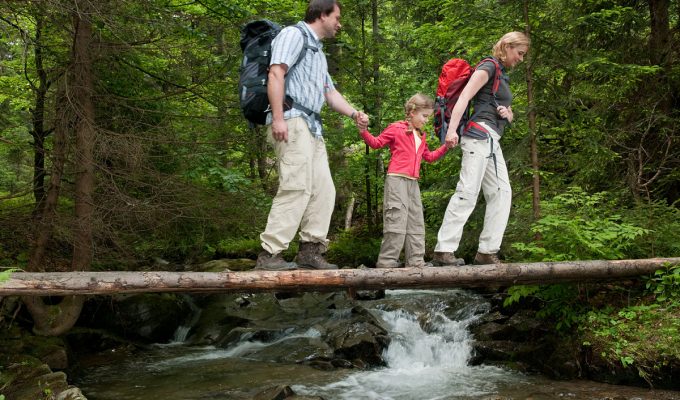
[295,242,338,270]
[431,252,465,266]
[254,250,298,271]
[473,252,502,266]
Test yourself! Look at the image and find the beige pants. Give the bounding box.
[435,126,511,254]
[260,118,336,255]
[377,175,426,267]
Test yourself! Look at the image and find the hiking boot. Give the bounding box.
[405,259,433,268]
[295,242,338,270]
[473,252,502,266]
[254,250,298,271]
[431,252,465,266]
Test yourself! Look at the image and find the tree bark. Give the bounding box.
[3,258,678,296]
[29,9,53,211]
[71,6,96,272]
[22,3,94,336]
[523,0,541,224]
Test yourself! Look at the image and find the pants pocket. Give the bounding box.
[279,153,307,191]
[383,201,406,233]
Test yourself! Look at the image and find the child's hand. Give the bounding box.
[354,111,369,131]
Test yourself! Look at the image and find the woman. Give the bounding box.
[433,31,530,266]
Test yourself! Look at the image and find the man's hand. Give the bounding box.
[354,111,369,130]
[271,119,288,142]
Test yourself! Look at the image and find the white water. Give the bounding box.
[294,290,522,400]
[75,289,680,400]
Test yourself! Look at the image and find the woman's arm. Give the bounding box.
[444,69,490,148]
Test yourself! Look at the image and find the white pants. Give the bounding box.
[260,117,336,255]
[435,126,511,254]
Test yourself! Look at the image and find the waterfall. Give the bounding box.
[171,294,202,343]
[295,289,516,400]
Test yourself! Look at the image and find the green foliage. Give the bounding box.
[512,187,648,261]
[0,268,18,284]
[214,238,261,258]
[645,264,680,303]
[583,301,680,375]
[505,284,585,330]
[327,229,381,267]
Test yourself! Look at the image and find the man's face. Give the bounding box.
[320,5,341,39]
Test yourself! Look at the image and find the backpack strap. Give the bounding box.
[474,57,503,100]
[283,26,322,125]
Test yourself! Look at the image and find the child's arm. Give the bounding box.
[422,139,448,163]
[359,125,395,149]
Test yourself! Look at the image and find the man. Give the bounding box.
[256,0,369,270]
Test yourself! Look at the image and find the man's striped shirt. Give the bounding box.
[266,22,335,136]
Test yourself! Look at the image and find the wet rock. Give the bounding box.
[472,339,546,365]
[0,354,86,400]
[78,293,194,343]
[197,258,255,272]
[252,385,296,400]
[252,385,325,400]
[325,305,391,367]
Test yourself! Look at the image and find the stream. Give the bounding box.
[73,289,680,400]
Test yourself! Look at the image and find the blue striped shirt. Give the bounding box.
[266,22,335,136]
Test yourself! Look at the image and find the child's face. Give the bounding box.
[410,109,432,130]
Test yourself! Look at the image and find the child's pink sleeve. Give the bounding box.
[422,142,448,163]
[360,128,392,149]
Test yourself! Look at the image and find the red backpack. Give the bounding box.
[433,57,502,143]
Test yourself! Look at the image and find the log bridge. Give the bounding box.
[1,258,678,297]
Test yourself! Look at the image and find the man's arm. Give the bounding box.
[325,89,368,130]
[268,64,289,142]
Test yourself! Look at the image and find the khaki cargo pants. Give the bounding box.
[260,117,335,255]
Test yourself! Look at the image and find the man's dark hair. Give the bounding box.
[304,0,341,23]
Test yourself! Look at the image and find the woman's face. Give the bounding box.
[505,45,528,67]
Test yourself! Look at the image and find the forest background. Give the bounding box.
[1,2,679,290]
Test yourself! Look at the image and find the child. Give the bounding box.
[360,93,448,268]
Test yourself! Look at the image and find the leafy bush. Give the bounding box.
[512,187,648,261]
[644,264,680,302]
[327,228,381,267]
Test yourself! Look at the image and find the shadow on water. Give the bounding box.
[74,289,680,400]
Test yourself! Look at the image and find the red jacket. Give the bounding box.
[360,121,448,179]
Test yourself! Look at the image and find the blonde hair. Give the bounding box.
[404,93,434,118]
[492,31,530,66]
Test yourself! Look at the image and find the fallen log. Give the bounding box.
[1,258,678,296]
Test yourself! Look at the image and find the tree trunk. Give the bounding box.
[27,84,68,273]
[71,5,96,272]
[3,258,678,296]
[22,3,94,336]
[523,0,541,224]
[371,0,382,228]
[29,11,52,211]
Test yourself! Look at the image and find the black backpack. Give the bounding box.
[238,20,314,126]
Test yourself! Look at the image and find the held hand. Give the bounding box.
[445,132,459,148]
[354,111,369,131]
[271,119,288,142]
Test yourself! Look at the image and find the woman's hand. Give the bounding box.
[445,131,459,148]
[497,105,513,123]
